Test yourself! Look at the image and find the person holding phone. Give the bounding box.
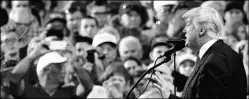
[92,32,121,70]
[6,40,94,98]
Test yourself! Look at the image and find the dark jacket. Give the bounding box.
[170,40,247,99]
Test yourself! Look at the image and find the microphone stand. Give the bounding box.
[125,55,171,99]
[173,52,176,95]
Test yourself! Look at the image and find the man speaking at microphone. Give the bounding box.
[153,7,247,98]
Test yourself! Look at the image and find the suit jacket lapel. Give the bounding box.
[182,40,223,97]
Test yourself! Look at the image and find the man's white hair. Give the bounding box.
[119,36,142,50]
[182,7,226,39]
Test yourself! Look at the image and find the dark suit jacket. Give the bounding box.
[169,40,247,99]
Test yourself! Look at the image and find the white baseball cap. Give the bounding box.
[153,1,179,12]
[36,52,67,76]
[176,53,196,68]
[87,85,108,98]
[92,32,117,47]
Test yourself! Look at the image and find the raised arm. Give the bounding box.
[8,41,50,96]
[9,40,50,83]
[71,61,94,98]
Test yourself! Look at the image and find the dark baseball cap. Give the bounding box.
[150,35,172,51]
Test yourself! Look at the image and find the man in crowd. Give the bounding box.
[1,30,20,69]
[92,32,121,69]
[79,16,99,38]
[65,5,85,35]
[11,0,29,10]
[153,7,247,98]
[88,1,111,28]
[118,36,143,62]
[6,40,94,98]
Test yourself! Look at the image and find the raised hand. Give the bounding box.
[82,62,94,73]
[152,71,174,98]
[28,40,50,59]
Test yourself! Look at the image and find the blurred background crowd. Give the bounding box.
[0,0,248,98]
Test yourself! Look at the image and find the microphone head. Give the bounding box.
[168,39,186,51]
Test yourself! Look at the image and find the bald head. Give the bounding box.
[119,36,142,60]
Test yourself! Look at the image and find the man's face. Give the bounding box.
[178,60,195,77]
[105,74,126,92]
[75,42,91,58]
[42,63,66,83]
[120,11,142,29]
[97,43,117,62]
[90,6,109,28]
[66,11,83,32]
[119,42,141,60]
[12,1,29,10]
[224,9,244,24]
[150,45,169,61]
[79,18,98,38]
[183,19,200,50]
[1,32,18,53]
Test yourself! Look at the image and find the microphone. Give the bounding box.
[160,39,185,57]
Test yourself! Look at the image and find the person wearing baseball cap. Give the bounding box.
[148,34,172,68]
[224,1,248,35]
[7,40,94,98]
[176,53,196,77]
[92,32,121,69]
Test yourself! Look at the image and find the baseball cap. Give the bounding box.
[150,35,172,51]
[87,85,108,98]
[45,17,67,26]
[153,1,179,12]
[176,53,196,68]
[92,32,117,47]
[36,52,67,76]
[224,1,244,13]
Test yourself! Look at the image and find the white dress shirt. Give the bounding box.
[199,39,218,59]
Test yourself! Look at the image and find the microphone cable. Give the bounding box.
[134,57,160,99]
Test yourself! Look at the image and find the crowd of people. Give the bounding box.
[0,0,248,98]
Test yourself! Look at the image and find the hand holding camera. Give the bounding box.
[28,40,50,59]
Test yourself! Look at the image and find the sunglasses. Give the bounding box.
[15,22,32,27]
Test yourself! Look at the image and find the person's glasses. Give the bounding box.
[16,4,29,8]
[15,22,32,27]
[92,11,109,16]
